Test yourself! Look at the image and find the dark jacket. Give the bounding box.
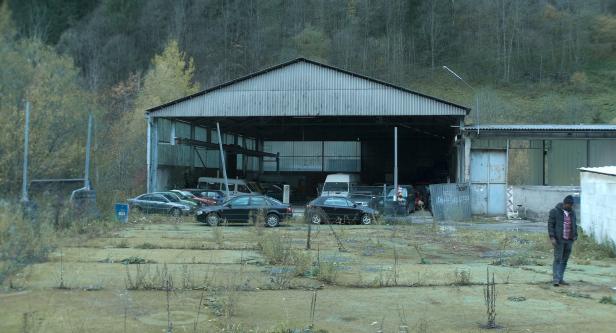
[548,203,578,241]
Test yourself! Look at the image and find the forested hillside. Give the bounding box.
[1,0,615,202]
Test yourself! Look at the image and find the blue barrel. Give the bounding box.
[114,203,129,223]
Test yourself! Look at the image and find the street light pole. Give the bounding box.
[442,66,479,133]
[21,100,31,204]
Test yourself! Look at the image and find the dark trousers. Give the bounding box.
[553,239,573,283]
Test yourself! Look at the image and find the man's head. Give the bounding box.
[563,195,574,211]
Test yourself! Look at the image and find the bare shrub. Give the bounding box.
[0,207,55,283]
[453,268,472,286]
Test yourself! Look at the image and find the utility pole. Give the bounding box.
[393,126,398,201]
[216,122,230,197]
[21,100,31,204]
[84,113,93,190]
[443,66,479,134]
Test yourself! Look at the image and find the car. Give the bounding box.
[377,185,416,215]
[154,191,198,211]
[184,189,227,205]
[349,191,377,208]
[171,189,216,206]
[305,196,378,225]
[128,193,192,216]
[195,194,292,227]
[197,177,259,196]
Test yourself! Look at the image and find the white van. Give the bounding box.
[320,174,359,198]
[197,177,260,196]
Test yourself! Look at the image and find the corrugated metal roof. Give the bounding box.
[579,166,616,176]
[464,124,616,131]
[146,58,469,118]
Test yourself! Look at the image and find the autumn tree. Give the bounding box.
[97,39,199,205]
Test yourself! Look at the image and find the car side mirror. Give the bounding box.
[352,203,357,208]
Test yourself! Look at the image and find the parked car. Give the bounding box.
[128,193,192,216]
[349,191,377,208]
[306,196,378,225]
[197,177,259,196]
[154,191,198,211]
[185,189,227,205]
[195,194,292,227]
[260,183,284,202]
[377,185,416,215]
[171,189,215,206]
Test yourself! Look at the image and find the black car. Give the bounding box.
[306,196,378,225]
[195,194,292,227]
[377,185,416,215]
[349,191,377,209]
[128,193,193,216]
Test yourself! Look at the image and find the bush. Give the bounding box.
[573,230,616,260]
[0,206,56,283]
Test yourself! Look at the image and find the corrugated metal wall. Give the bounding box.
[430,183,472,221]
[150,61,467,118]
[263,141,360,172]
[474,138,616,187]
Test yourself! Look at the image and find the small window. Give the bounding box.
[229,196,250,206]
[250,196,269,207]
[140,195,153,201]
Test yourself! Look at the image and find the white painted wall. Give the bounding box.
[580,172,616,245]
[511,186,580,221]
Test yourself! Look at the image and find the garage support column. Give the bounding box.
[464,135,472,183]
[147,116,159,193]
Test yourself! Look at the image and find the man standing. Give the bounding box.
[548,195,578,287]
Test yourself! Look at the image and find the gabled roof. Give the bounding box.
[146,58,469,117]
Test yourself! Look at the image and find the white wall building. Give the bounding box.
[579,166,616,246]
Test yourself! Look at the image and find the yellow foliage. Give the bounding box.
[0,36,95,194]
[98,40,200,203]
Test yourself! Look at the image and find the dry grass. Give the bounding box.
[0,206,56,283]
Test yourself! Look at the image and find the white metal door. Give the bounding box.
[470,150,507,215]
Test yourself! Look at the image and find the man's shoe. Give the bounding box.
[553,282,560,287]
[559,281,570,286]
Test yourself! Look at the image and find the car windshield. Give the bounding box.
[323,182,348,192]
[162,193,180,202]
[387,188,408,198]
[178,191,194,198]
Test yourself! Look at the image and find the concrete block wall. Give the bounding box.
[511,185,580,221]
[580,172,616,246]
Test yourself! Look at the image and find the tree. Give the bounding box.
[98,39,200,204]
[0,6,95,194]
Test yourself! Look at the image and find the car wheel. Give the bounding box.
[170,208,181,217]
[360,214,372,225]
[310,213,323,225]
[206,213,220,226]
[265,213,280,227]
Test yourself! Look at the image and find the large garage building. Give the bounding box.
[145,58,469,201]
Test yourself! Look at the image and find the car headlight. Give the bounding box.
[181,206,191,211]
[196,210,203,215]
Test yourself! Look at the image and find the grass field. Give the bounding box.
[1,212,615,332]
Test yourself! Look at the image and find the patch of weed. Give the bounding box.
[135,242,160,249]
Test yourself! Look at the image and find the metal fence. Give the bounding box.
[429,183,471,221]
